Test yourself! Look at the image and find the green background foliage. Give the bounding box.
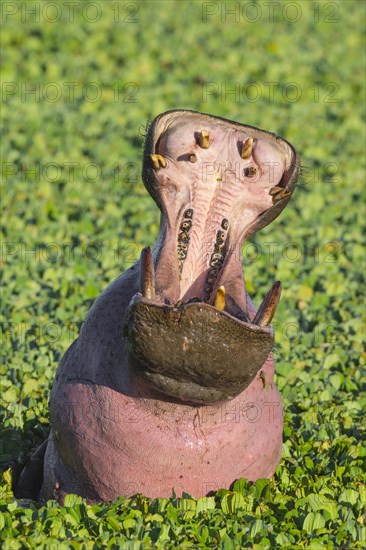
[1,0,365,547]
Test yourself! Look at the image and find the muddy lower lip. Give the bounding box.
[123,293,274,405]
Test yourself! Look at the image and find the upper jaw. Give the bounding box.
[123,110,300,404]
[141,109,300,318]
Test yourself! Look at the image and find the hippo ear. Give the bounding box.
[142,109,300,226]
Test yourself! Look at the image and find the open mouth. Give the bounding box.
[123,110,300,405]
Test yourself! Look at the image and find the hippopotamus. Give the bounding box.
[16,110,300,503]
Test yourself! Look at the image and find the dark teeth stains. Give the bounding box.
[177,209,194,273]
[206,273,216,285]
[177,244,188,262]
[216,230,225,243]
[244,166,257,178]
[210,252,224,266]
[181,219,192,232]
[178,231,190,244]
[204,219,229,302]
[214,242,224,253]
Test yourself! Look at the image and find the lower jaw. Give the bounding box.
[123,290,275,405]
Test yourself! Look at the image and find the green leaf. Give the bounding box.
[221,493,245,514]
[64,494,83,507]
[2,387,17,403]
[329,372,344,390]
[22,378,39,395]
[0,512,5,531]
[196,497,216,514]
[339,489,359,506]
[323,354,341,369]
[303,512,326,533]
[107,516,121,532]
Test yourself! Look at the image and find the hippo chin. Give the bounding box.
[16,110,300,503]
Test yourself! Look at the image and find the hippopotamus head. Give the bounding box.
[124,110,300,405]
[16,110,300,503]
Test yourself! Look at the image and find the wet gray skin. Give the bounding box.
[15,110,300,500]
[125,110,300,404]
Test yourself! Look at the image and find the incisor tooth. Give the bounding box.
[253,281,282,327]
[213,285,225,311]
[140,246,155,300]
[150,154,167,170]
[198,130,210,149]
[241,137,254,159]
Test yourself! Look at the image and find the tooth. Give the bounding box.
[272,194,289,205]
[269,186,283,196]
[269,186,291,204]
[213,285,225,311]
[140,247,155,300]
[241,137,254,159]
[198,131,210,149]
[253,281,282,327]
[150,154,167,170]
